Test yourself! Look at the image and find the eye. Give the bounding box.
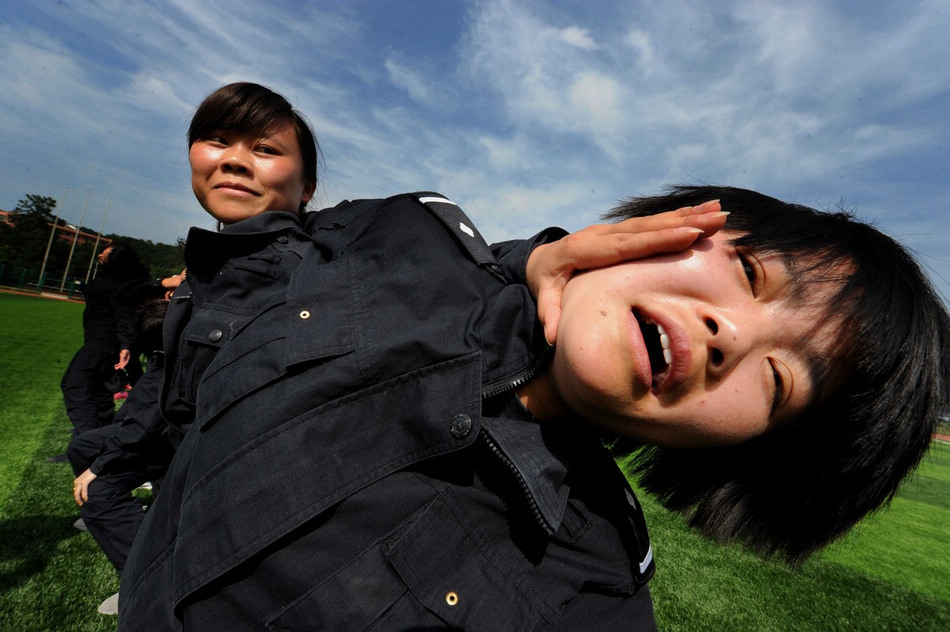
[255,143,278,155]
[769,359,785,414]
[736,249,760,294]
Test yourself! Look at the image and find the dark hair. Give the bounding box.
[133,297,168,353]
[606,185,950,563]
[188,82,319,211]
[100,242,149,283]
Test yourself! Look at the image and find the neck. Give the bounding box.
[516,369,571,421]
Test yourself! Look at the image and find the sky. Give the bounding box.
[1,0,948,299]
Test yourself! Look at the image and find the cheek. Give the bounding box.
[189,149,215,179]
[680,386,771,446]
[267,164,304,195]
[557,314,618,387]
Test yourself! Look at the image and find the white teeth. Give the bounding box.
[657,324,672,366]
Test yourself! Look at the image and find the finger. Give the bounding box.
[74,486,83,506]
[679,210,728,237]
[579,200,722,238]
[535,289,563,345]
[596,204,725,237]
[672,199,721,216]
[544,306,560,346]
[558,226,705,272]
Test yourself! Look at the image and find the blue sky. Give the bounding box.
[1,0,948,298]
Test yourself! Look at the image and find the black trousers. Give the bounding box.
[61,346,118,436]
[67,363,171,574]
[67,425,166,573]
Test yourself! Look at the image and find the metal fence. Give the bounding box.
[0,263,83,299]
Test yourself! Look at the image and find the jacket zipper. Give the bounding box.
[480,431,555,536]
[479,343,556,535]
[480,343,553,400]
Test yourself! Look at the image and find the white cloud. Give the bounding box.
[385,58,435,104]
[559,26,597,50]
[569,72,622,134]
[624,29,658,77]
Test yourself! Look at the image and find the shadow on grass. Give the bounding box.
[0,515,84,595]
[0,416,118,632]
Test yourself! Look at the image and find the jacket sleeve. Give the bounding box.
[90,355,170,475]
[490,227,568,286]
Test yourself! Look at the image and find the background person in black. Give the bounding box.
[59,243,148,436]
[54,244,182,463]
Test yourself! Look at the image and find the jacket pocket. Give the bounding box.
[264,541,428,632]
[383,494,543,631]
[266,495,543,632]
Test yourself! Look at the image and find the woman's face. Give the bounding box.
[541,231,844,448]
[97,246,114,264]
[189,122,315,224]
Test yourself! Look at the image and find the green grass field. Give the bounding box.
[1,292,948,631]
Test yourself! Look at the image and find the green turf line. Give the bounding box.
[3,291,949,630]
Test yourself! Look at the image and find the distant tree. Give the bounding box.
[0,193,185,287]
[0,195,58,274]
[14,194,57,222]
[105,234,185,279]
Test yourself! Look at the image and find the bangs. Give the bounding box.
[188,83,300,145]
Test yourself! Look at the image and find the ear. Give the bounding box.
[301,181,316,204]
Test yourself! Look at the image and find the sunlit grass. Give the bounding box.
[2,292,948,631]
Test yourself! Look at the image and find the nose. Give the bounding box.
[220,145,251,174]
[702,309,752,376]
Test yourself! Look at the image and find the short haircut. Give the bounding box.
[606,185,950,563]
[188,82,319,211]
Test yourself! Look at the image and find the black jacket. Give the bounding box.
[119,194,656,631]
[81,274,164,353]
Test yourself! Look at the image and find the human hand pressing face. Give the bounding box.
[527,200,728,345]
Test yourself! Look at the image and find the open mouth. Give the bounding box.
[635,311,672,389]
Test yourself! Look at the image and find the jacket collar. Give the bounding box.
[218,210,302,235]
[184,212,305,275]
[481,398,607,536]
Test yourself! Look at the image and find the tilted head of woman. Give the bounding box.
[188,82,319,224]
[538,185,950,563]
[543,226,849,450]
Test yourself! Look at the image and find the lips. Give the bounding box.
[214,181,259,196]
[633,309,691,395]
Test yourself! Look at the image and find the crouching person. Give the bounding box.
[68,298,176,615]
